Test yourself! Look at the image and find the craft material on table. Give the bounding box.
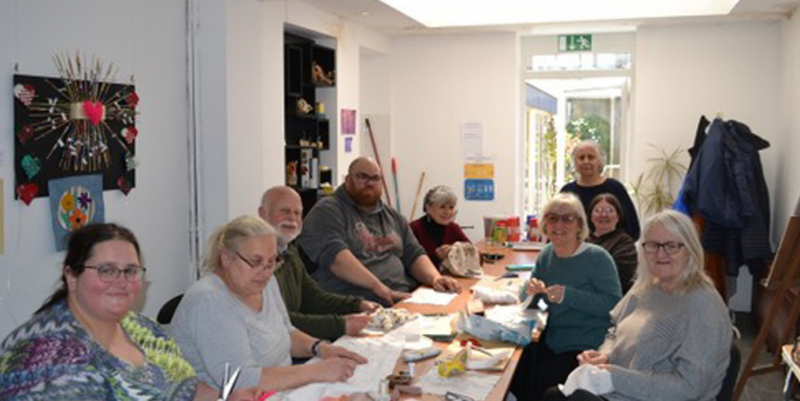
[510,241,546,251]
[277,336,404,400]
[418,368,502,401]
[505,263,536,272]
[402,287,458,306]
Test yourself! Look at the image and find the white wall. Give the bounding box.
[633,21,782,310]
[392,33,519,240]
[0,1,192,339]
[633,22,781,198]
[776,11,800,235]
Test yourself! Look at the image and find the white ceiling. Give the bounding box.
[295,0,799,36]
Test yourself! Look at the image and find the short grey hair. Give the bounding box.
[572,140,606,174]
[541,192,590,242]
[423,185,458,213]
[202,215,277,274]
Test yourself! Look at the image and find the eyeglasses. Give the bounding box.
[642,241,685,255]
[592,207,616,215]
[353,172,382,184]
[544,213,579,225]
[83,263,147,283]
[235,251,283,271]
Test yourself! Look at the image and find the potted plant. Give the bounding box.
[630,144,688,217]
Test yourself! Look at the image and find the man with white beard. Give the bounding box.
[259,186,379,341]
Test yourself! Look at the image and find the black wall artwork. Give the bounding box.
[13,73,138,204]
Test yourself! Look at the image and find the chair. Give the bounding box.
[156,294,184,325]
[717,343,741,401]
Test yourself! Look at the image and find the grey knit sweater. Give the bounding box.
[598,284,731,401]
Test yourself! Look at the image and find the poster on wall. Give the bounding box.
[341,109,356,135]
[464,163,494,179]
[48,175,105,251]
[465,179,494,201]
[13,55,139,204]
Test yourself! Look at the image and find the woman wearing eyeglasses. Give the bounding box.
[541,210,731,401]
[510,193,622,401]
[560,140,641,241]
[588,193,638,295]
[0,223,259,400]
[170,216,367,394]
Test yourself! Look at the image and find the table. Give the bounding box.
[390,245,540,401]
[782,344,800,397]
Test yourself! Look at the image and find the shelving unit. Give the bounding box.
[284,31,336,214]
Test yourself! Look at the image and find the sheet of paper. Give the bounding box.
[277,336,403,400]
[403,287,458,306]
[460,121,484,159]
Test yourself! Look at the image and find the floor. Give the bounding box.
[734,312,790,401]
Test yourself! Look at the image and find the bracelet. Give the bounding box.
[311,339,329,357]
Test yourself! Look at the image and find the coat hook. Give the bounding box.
[14,62,19,72]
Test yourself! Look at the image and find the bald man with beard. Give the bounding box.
[259,186,380,341]
[297,157,461,306]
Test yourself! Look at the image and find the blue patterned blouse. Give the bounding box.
[0,300,198,400]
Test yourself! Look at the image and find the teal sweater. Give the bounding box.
[274,243,364,340]
[533,243,622,354]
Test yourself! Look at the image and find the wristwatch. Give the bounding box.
[311,339,330,357]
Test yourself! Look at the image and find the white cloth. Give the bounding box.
[559,364,614,397]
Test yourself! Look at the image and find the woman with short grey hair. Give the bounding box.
[410,185,471,267]
[560,140,641,241]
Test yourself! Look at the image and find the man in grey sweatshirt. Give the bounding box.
[298,157,460,305]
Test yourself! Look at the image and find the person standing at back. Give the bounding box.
[561,140,640,241]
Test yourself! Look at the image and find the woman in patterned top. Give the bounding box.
[0,223,259,400]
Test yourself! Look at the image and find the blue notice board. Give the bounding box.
[465,179,494,201]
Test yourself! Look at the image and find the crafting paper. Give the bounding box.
[48,175,105,251]
[341,109,356,135]
[402,287,458,306]
[277,336,403,399]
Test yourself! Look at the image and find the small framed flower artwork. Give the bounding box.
[48,175,105,251]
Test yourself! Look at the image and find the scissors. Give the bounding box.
[218,362,241,401]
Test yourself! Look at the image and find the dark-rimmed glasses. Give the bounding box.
[83,263,147,283]
[235,251,283,271]
[642,241,685,255]
[544,213,579,225]
[353,172,382,184]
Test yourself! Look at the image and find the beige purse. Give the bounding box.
[441,242,482,277]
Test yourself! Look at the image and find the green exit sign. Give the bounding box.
[558,34,592,52]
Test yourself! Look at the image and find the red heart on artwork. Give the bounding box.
[14,84,36,107]
[117,176,132,195]
[83,101,104,126]
[17,183,39,205]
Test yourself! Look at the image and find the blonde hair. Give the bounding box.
[202,215,276,274]
[541,193,590,242]
[631,210,714,294]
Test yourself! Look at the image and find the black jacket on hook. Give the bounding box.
[681,118,773,276]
